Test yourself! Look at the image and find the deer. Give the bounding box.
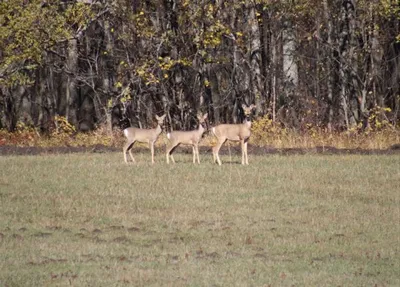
[212,104,256,165]
[122,114,166,164]
[166,113,208,164]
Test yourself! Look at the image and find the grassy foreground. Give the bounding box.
[0,152,399,286]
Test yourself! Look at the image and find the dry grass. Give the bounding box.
[0,152,399,286]
[1,121,399,150]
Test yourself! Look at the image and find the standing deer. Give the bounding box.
[212,104,256,165]
[122,114,166,164]
[166,113,208,164]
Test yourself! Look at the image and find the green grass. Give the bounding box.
[0,152,399,286]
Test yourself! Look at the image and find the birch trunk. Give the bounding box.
[323,0,334,131]
[282,11,298,105]
[248,3,262,114]
[66,38,79,127]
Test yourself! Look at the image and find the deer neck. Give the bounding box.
[244,117,252,129]
[155,123,163,135]
[198,122,207,136]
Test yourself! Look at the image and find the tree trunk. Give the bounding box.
[209,66,221,124]
[248,2,262,114]
[103,19,116,132]
[323,0,334,131]
[282,11,298,104]
[66,38,79,127]
[282,7,298,128]
[260,6,272,117]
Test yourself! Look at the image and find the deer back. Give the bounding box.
[124,125,162,143]
[167,125,204,145]
[212,121,251,141]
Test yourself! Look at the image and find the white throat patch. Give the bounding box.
[123,129,129,137]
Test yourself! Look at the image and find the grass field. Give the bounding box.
[0,151,399,286]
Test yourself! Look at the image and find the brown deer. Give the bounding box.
[122,114,166,164]
[166,113,208,164]
[212,104,256,165]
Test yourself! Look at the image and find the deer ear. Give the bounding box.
[250,104,256,110]
[156,115,165,121]
[241,104,247,110]
[156,114,166,121]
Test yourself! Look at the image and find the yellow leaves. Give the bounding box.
[203,35,221,48]
[119,61,128,68]
[251,115,294,146]
[204,80,210,87]
[158,57,191,71]
[132,56,193,84]
[379,0,400,18]
[0,0,88,87]
[135,62,159,85]
[194,20,229,49]
[159,57,172,70]
[364,106,395,131]
[136,69,145,77]
[54,116,76,135]
[206,4,214,15]
[120,96,129,103]
[251,115,276,137]
[206,20,229,48]
[120,87,131,103]
[133,10,154,38]
[64,1,94,28]
[107,99,113,109]
[182,0,190,8]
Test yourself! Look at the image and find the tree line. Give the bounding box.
[1,0,399,133]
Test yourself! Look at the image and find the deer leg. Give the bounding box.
[192,146,196,163]
[170,144,177,163]
[123,146,128,163]
[193,144,200,164]
[129,149,136,163]
[213,138,225,166]
[166,143,177,164]
[244,141,249,165]
[149,142,155,164]
[240,140,245,165]
[123,141,135,163]
[196,145,200,164]
[212,146,216,163]
[166,146,170,164]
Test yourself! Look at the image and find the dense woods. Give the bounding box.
[1,0,399,133]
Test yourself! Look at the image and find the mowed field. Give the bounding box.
[0,151,399,286]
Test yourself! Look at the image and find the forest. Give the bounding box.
[1,0,399,134]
